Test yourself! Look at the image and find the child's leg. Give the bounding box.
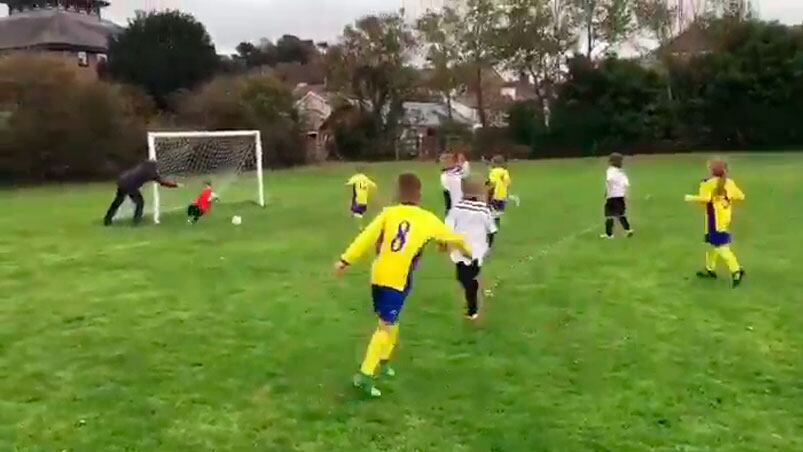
[360,321,392,377]
[456,263,480,317]
[604,218,615,237]
[618,216,632,232]
[715,245,741,273]
[379,323,399,376]
[706,248,719,271]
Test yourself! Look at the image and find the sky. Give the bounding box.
[4,0,803,53]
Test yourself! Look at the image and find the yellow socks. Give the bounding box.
[705,249,719,271]
[360,328,389,376]
[380,324,399,361]
[716,245,741,273]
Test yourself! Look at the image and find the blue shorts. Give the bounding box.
[351,203,367,215]
[372,285,408,324]
[490,199,507,212]
[705,231,732,247]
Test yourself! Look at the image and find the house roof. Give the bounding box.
[657,22,715,56]
[0,7,122,52]
[402,102,476,128]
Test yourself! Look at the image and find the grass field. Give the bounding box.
[1,153,802,451]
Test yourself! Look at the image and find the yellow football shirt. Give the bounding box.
[686,177,745,233]
[488,167,511,200]
[346,174,377,205]
[340,204,470,291]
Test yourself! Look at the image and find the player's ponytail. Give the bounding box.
[710,158,728,198]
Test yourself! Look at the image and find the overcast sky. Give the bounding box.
[6,0,803,53]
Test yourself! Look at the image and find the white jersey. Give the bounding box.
[606,166,630,199]
[446,199,498,265]
[441,168,463,209]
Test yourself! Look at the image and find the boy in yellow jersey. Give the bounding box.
[684,158,746,287]
[346,168,377,223]
[487,155,511,228]
[334,173,470,397]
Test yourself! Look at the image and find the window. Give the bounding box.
[77,52,89,67]
[97,54,108,63]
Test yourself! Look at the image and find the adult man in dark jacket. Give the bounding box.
[103,160,179,226]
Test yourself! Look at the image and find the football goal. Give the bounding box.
[147,130,265,224]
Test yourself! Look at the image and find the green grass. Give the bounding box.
[1,154,802,451]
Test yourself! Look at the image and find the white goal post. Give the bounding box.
[147,130,265,224]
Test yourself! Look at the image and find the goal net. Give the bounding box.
[146,130,265,224]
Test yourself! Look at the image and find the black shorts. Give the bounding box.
[187,204,203,219]
[456,260,481,283]
[604,197,626,217]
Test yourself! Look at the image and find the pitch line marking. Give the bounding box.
[486,223,599,295]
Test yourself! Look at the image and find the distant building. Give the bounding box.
[398,101,477,158]
[294,83,334,162]
[0,0,122,74]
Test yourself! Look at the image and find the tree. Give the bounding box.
[634,0,677,46]
[460,0,504,127]
[417,8,465,119]
[276,35,316,64]
[497,0,578,126]
[177,73,304,166]
[325,13,418,157]
[235,40,278,68]
[573,0,637,57]
[108,11,218,106]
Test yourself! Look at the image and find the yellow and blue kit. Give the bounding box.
[340,204,469,323]
[687,177,745,246]
[487,167,511,211]
[686,176,745,275]
[346,173,377,215]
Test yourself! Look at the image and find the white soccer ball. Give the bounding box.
[231,215,242,226]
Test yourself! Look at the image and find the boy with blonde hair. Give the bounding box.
[335,173,470,397]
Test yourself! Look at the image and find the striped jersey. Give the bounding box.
[445,199,497,265]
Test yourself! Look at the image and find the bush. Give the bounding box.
[175,73,305,167]
[0,54,148,182]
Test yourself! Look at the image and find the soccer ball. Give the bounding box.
[231,215,242,226]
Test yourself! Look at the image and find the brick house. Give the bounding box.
[0,0,122,75]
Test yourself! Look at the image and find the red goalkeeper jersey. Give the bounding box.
[194,187,214,213]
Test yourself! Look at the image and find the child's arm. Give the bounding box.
[336,211,386,273]
[727,180,745,201]
[685,181,712,203]
[430,217,471,258]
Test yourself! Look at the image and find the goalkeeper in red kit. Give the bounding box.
[187,182,218,223]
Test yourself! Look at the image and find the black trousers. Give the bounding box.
[104,187,144,225]
[187,204,203,223]
[456,261,481,316]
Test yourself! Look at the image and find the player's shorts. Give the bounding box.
[456,260,481,284]
[187,204,204,218]
[351,203,368,216]
[705,231,731,247]
[372,285,408,324]
[490,199,507,212]
[604,197,626,217]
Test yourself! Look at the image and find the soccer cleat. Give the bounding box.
[732,269,745,288]
[378,361,396,378]
[352,373,381,398]
[626,229,635,237]
[466,313,479,321]
[696,269,718,279]
[599,234,614,239]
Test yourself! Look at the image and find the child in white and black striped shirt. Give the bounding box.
[445,179,497,319]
